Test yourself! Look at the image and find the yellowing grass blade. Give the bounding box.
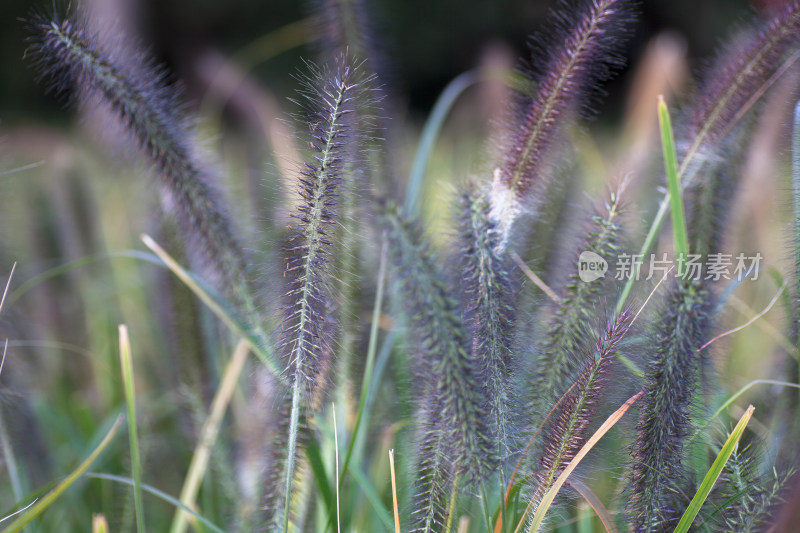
[518,391,643,533]
[170,339,249,533]
[0,416,122,533]
[140,234,282,380]
[92,514,109,533]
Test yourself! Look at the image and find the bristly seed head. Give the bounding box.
[491,0,633,248]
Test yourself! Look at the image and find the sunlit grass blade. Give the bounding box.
[0,416,122,533]
[659,95,688,262]
[85,473,225,533]
[170,339,249,533]
[92,514,109,533]
[140,234,282,379]
[390,449,401,533]
[673,405,755,533]
[118,325,145,533]
[518,390,643,533]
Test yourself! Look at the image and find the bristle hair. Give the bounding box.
[494,0,632,213]
[528,309,631,522]
[458,186,517,459]
[628,278,713,531]
[385,205,495,532]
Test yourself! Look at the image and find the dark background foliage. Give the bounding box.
[0,0,765,125]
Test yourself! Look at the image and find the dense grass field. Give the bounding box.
[1,0,800,531]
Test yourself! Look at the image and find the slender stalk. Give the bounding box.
[118,326,145,533]
[793,100,800,395]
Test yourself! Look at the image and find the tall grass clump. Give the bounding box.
[2,0,799,532]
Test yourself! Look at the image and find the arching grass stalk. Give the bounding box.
[27,11,282,377]
[526,309,631,531]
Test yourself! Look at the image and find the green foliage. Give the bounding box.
[2,2,799,532]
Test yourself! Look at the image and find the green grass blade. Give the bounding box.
[793,99,800,395]
[305,436,335,522]
[689,380,800,446]
[140,234,282,381]
[339,234,388,487]
[119,325,145,533]
[5,251,155,307]
[673,405,755,533]
[85,473,225,533]
[659,95,689,262]
[170,339,249,533]
[0,416,122,533]
[404,70,480,216]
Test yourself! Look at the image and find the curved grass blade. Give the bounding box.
[673,405,755,533]
[140,234,282,380]
[0,416,122,533]
[567,479,619,533]
[118,325,145,533]
[6,251,158,307]
[170,339,249,533]
[85,473,225,533]
[689,380,800,446]
[518,390,643,533]
[405,70,480,216]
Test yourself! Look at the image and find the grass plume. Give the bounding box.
[526,309,631,530]
[265,57,369,530]
[683,2,800,170]
[490,0,631,245]
[628,278,713,531]
[386,206,495,532]
[26,10,280,374]
[458,187,516,460]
